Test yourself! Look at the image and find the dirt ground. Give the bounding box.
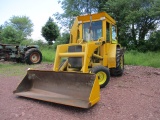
[0,63,160,120]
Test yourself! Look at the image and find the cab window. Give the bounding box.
[83,21,102,41]
[112,26,117,40]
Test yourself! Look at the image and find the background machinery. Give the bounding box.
[0,43,42,64]
[14,12,124,108]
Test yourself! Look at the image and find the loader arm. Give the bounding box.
[53,40,105,73]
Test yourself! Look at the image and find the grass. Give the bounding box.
[0,63,28,76]
[40,46,55,62]
[0,63,41,77]
[124,50,160,68]
[0,49,159,77]
[40,47,160,68]
[0,46,55,77]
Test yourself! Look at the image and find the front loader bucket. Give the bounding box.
[13,70,100,108]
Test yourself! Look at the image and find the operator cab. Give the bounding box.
[82,21,117,44]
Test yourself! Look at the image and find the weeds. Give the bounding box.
[40,46,55,62]
[125,50,160,68]
[41,47,160,68]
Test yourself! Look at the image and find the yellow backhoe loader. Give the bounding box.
[14,12,124,108]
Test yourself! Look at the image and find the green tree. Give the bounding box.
[147,30,160,51]
[20,39,34,45]
[41,17,60,45]
[7,16,33,38]
[54,0,106,31]
[53,32,70,49]
[33,39,45,47]
[55,0,160,51]
[1,26,24,44]
[0,25,3,42]
[105,0,160,50]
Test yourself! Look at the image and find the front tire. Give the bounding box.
[91,65,110,88]
[25,48,42,64]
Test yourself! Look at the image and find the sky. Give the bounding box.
[0,0,63,41]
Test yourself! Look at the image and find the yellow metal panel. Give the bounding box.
[109,23,112,43]
[102,20,106,41]
[92,54,103,60]
[99,40,106,65]
[107,44,116,68]
[53,44,70,71]
[89,75,100,106]
[70,18,79,43]
[59,52,85,57]
[77,12,116,24]
[82,41,103,72]
[103,55,108,66]
[79,23,83,40]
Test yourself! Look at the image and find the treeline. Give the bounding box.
[1,0,160,52]
[0,16,33,44]
[54,0,160,52]
[0,16,69,49]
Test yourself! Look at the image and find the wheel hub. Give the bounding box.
[30,53,40,63]
[97,71,107,85]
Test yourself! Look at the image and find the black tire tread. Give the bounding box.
[110,48,124,76]
[25,48,42,64]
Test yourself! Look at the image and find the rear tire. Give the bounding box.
[110,48,124,76]
[25,48,42,64]
[91,65,110,88]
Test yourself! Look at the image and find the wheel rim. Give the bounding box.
[97,71,107,85]
[30,52,40,63]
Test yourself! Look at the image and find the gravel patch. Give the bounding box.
[0,64,160,120]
